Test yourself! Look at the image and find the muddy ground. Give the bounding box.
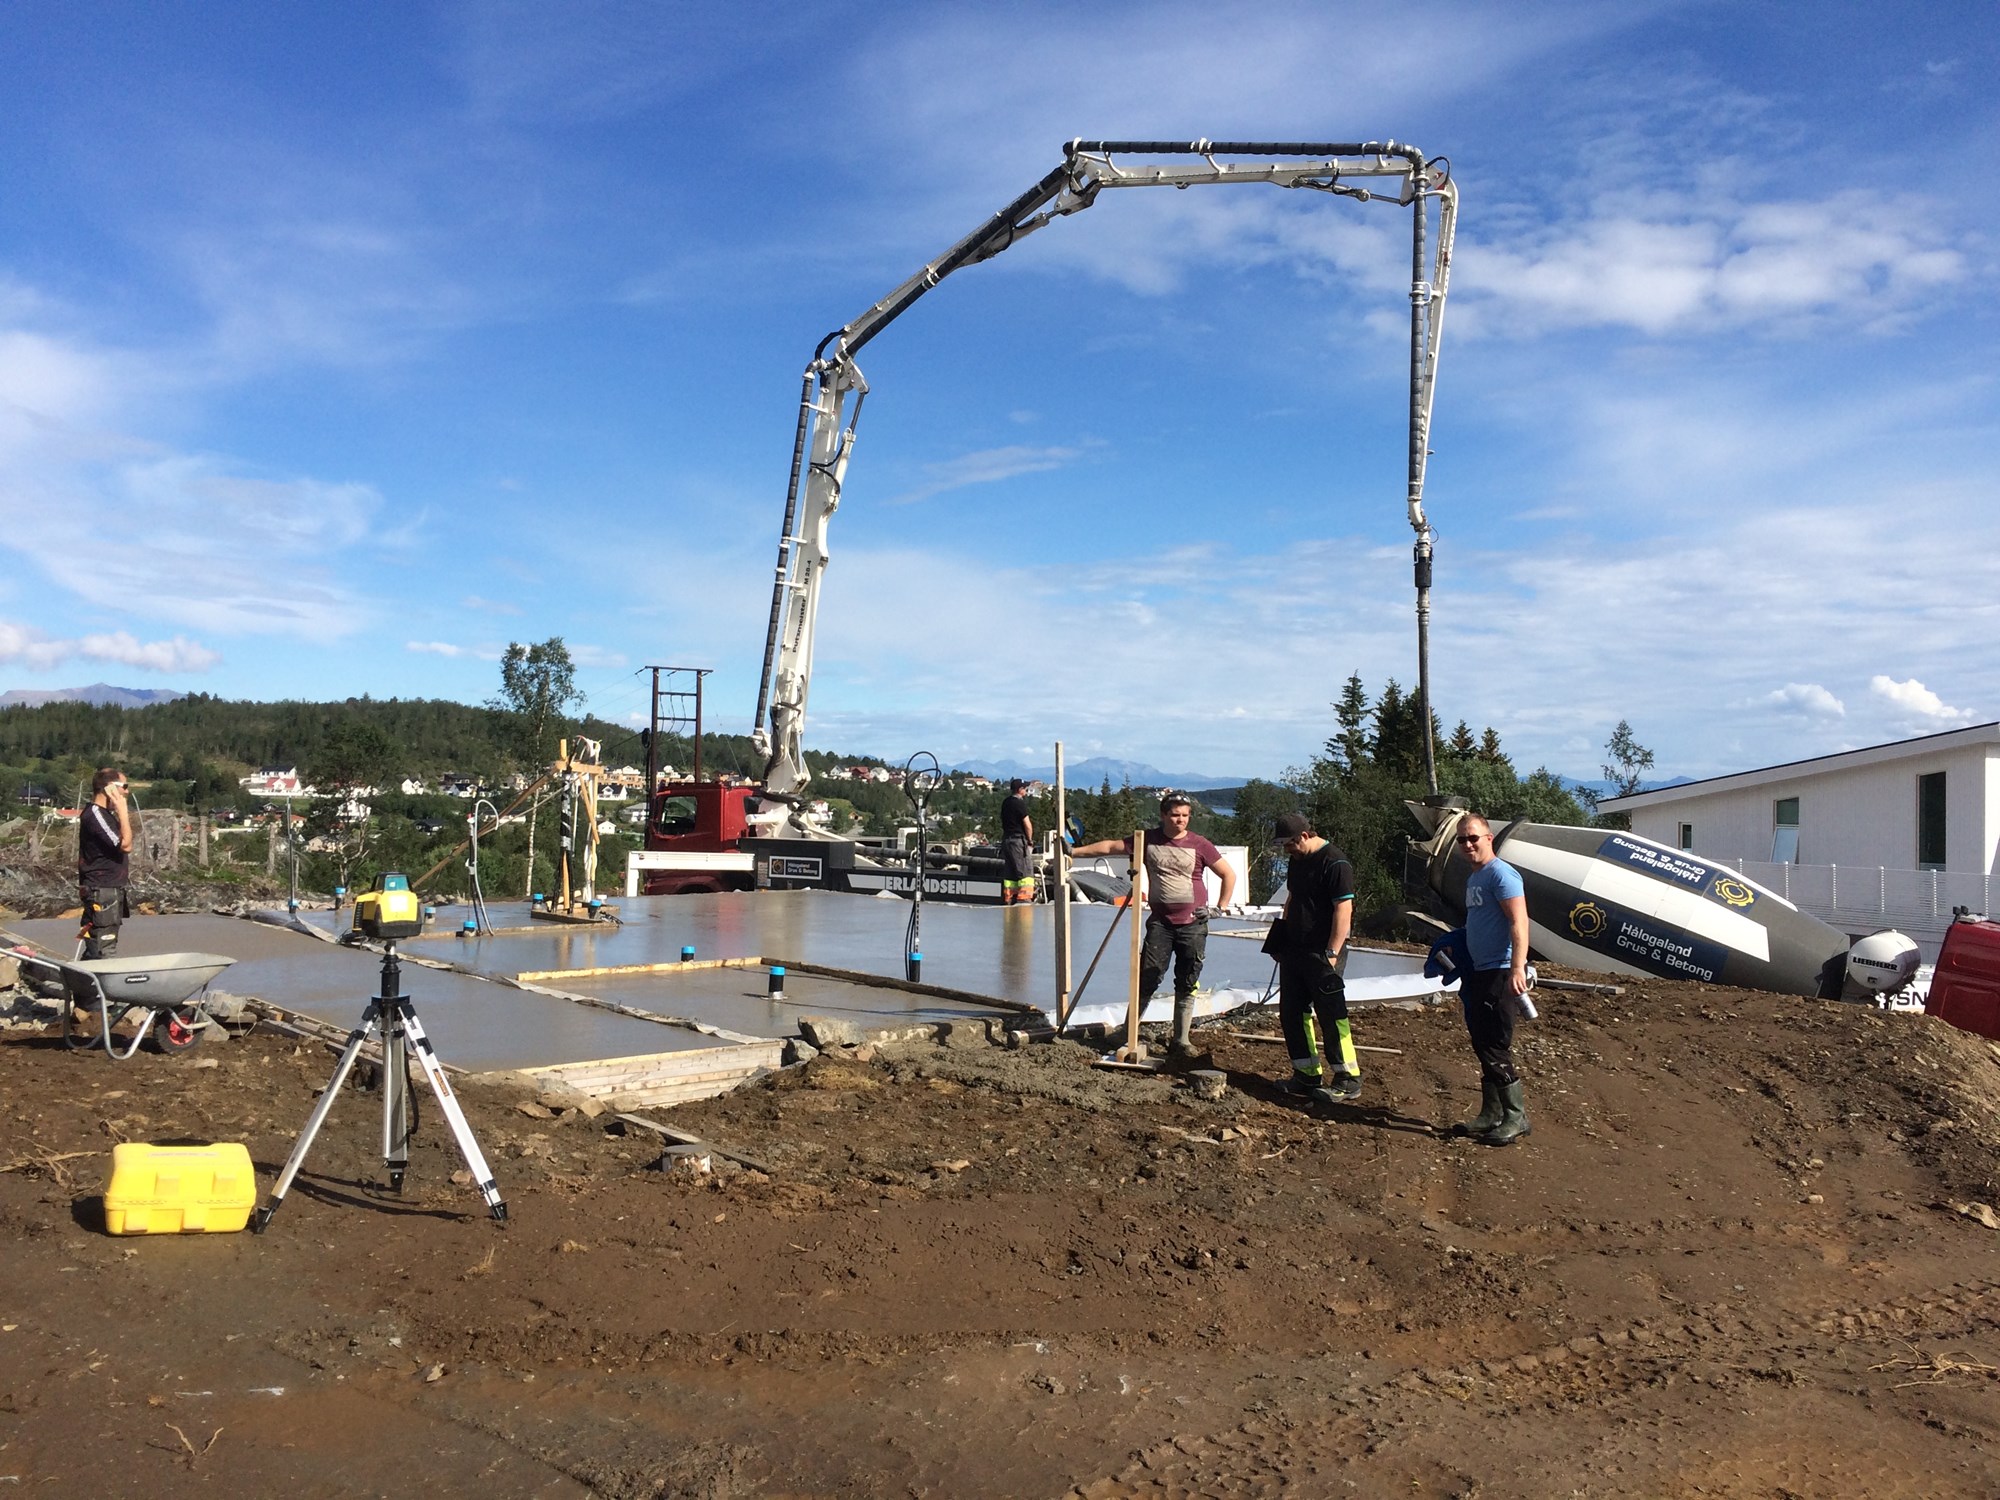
[3,969,1999,1498]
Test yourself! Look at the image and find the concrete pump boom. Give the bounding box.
[751,139,1457,826]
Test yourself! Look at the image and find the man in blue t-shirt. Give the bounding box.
[1451,813,1533,1146]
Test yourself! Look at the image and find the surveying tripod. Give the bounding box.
[252,942,507,1231]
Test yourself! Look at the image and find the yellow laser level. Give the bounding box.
[352,871,423,940]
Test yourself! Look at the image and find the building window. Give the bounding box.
[1678,822,1694,851]
[1917,772,1947,871]
[1772,797,1800,864]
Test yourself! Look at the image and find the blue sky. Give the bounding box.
[2,1,1996,783]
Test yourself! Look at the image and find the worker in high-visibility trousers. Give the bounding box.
[1268,812,1361,1102]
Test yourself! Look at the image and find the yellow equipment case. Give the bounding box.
[103,1142,257,1235]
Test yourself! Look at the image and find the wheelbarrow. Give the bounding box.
[53,952,237,1059]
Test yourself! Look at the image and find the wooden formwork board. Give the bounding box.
[516,953,1042,1018]
[504,1040,786,1108]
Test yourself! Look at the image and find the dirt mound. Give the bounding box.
[2,976,1998,1496]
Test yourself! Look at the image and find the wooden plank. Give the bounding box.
[516,1041,782,1079]
[516,957,759,982]
[775,958,1044,1017]
[611,1113,775,1174]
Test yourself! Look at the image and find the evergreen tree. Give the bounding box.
[1327,672,1371,777]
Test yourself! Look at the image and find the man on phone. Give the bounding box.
[78,768,134,959]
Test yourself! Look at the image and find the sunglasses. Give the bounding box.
[1455,833,1487,845]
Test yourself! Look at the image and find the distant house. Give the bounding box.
[399,777,428,796]
[959,774,993,791]
[241,766,304,797]
[17,782,54,807]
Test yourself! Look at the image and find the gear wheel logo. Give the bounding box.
[1569,901,1607,940]
[1711,877,1755,908]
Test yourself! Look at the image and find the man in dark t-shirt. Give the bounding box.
[1072,793,1238,1058]
[1270,811,1361,1101]
[77,767,134,959]
[999,779,1036,905]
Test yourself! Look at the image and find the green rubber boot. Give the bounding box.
[1449,1076,1502,1138]
[1481,1080,1532,1146]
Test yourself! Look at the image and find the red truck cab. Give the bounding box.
[640,780,760,894]
[1924,915,2000,1042]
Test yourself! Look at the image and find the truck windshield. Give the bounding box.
[656,796,697,835]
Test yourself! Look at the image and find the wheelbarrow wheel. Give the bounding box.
[151,1008,204,1054]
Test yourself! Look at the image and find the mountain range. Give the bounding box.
[0,682,186,709]
[949,756,1244,791]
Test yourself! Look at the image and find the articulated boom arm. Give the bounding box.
[752,140,1458,816]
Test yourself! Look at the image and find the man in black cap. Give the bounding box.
[77,767,134,959]
[998,778,1036,905]
[1269,811,1361,1101]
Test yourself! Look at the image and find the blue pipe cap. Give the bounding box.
[680,945,696,961]
[769,965,786,978]
[461,919,478,935]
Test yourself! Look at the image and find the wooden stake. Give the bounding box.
[1117,829,1147,1063]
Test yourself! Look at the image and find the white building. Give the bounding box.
[1600,722,2000,956]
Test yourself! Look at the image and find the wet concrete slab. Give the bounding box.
[575,968,1000,1038]
[8,913,712,1073]
[392,890,1293,1003]
[294,889,1440,1015]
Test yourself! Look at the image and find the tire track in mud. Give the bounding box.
[1071,1276,2000,1498]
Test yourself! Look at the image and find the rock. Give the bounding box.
[516,1100,557,1119]
[0,955,18,987]
[937,1019,993,1049]
[783,1038,820,1067]
[1949,1200,2000,1230]
[1189,1069,1228,1100]
[533,1081,592,1111]
[852,1043,878,1063]
[201,990,249,1021]
[799,1015,861,1050]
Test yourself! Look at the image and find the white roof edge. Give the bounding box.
[1600,720,2000,810]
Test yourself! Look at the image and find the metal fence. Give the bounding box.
[1731,859,1990,957]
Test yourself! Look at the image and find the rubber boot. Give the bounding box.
[1449,1076,1502,1138]
[1481,1080,1532,1146]
[1166,993,1202,1064]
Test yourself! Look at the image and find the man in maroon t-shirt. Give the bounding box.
[1073,793,1237,1057]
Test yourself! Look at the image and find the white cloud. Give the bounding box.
[461,594,524,615]
[1763,683,1844,717]
[1458,191,1965,338]
[1868,675,1974,725]
[407,640,481,659]
[885,444,1086,505]
[0,620,219,673]
[0,308,391,639]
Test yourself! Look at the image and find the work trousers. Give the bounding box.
[80,883,129,960]
[1000,837,1036,904]
[1278,952,1357,1080]
[1139,912,1207,1000]
[1460,967,1520,1087]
